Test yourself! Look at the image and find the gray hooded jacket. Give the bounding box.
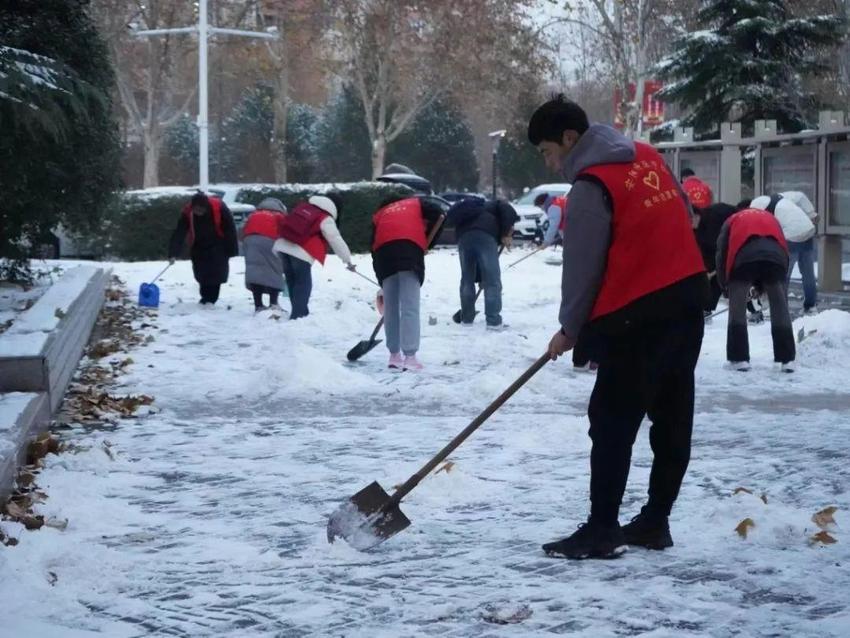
[558,124,693,337]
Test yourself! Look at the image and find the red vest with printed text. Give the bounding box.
[182,197,224,246]
[552,195,568,232]
[372,197,428,252]
[682,176,714,208]
[278,202,330,264]
[725,208,788,277]
[578,142,706,320]
[243,209,283,239]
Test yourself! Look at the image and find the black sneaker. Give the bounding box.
[621,513,673,550]
[542,521,627,560]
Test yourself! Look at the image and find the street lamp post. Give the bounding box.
[133,0,274,192]
[489,129,507,199]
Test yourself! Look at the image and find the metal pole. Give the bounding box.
[492,149,497,199]
[198,0,209,192]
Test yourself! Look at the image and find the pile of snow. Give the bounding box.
[794,309,850,367]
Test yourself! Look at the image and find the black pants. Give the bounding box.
[587,309,704,526]
[249,284,280,309]
[199,284,220,304]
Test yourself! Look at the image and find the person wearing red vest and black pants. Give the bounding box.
[680,169,714,209]
[168,191,239,305]
[273,194,355,320]
[371,195,444,370]
[716,208,795,372]
[242,197,287,312]
[529,95,708,560]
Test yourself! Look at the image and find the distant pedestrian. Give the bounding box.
[371,195,445,371]
[168,191,239,305]
[541,193,568,248]
[716,208,795,372]
[750,191,818,313]
[692,202,738,315]
[273,194,355,319]
[681,168,713,209]
[448,197,518,328]
[242,197,287,313]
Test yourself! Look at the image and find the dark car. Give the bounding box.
[439,191,488,204]
[377,172,432,194]
[414,193,456,245]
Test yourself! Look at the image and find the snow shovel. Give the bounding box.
[138,263,172,308]
[347,317,385,362]
[327,351,551,550]
[452,245,504,323]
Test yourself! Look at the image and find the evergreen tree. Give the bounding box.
[0,0,121,266]
[656,0,846,133]
[314,86,373,182]
[285,103,320,183]
[387,98,479,192]
[497,91,555,198]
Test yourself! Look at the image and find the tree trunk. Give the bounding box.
[371,135,386,179]
[142,124,161,188]
[272,85,289,183]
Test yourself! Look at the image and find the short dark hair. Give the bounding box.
[680,168,695,179]
[533,193,548,207]
[325,191,344,220]
[527,94,589,145]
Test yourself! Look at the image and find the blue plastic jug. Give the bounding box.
[138,282,160,308]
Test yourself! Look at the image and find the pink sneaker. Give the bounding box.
[388,352,403,369]
[403,354,423,371]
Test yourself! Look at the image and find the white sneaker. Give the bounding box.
[725,361,751,372]
[777,361,795,373]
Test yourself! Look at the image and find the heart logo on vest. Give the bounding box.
[643,171,661,191]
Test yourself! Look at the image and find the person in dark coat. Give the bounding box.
[371,195,444,370]
[693,202,738,315]
[168,192,239,305]
[448,197,518,328]
[716,208,795,372]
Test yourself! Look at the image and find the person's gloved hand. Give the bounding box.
[346,263,357,272]
[502,234,513,249]
[169,257,176,265]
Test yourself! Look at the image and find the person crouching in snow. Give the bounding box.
[242,198,288,313]
[168,191,239,305]
[716,208,795,372]
[371,195,445,371]
[273,194,355,320]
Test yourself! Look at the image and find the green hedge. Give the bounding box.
[235,182,412,254]
[97,182,412,260]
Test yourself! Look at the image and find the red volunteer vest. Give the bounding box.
[278,202,331,264]
[725,208,788,277]
[182,197,224,246]
[682,176,713,208]
[243,209,283,239]
[372,197,428,252]
[579,142,706,320]
[552,195,568,232]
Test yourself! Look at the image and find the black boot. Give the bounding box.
[621,512,673,550]
[542,521,626,560]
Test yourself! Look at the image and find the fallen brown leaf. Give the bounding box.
[435,461,455,475]
[810,531,837,545]
[812,506,838,530]
[735,518,755,539]
[733,487,753,496]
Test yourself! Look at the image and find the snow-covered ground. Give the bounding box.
[2,248,849,637]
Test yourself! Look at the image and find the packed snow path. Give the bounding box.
[3,251,849,637]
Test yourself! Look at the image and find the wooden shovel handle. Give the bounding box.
[387,352,551,507]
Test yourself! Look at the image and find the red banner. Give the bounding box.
[614,80,665,129]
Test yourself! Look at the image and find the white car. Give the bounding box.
[512,183,572,240]
[207,184,256,224]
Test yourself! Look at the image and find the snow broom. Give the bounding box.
[327,352,550,550]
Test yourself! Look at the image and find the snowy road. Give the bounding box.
[2,250,849,637]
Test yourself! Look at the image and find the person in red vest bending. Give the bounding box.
[371,195,445,371]
[273,194,354,320]
[541,193,568,248]
[528,95,707,560]
[241,197,287,313]
[680,169,714,209]
[716,208,795,372]
[168,191,239,305]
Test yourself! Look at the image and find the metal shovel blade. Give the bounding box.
[326,481,411,550]
[346,338,382,362]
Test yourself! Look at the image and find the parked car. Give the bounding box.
[414,193,455,245]
[439,191,488,204]
[511,183,572,240]
[207,184,256,225]
[376,168,433,194]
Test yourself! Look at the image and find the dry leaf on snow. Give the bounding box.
[735,518,755,538]
[812,506,838,530]
[435,461,455,475]
[810,531,837,545]
[733,487,753,496]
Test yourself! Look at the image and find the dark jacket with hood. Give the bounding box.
[168,196,239,286]
[694,203,738,273]
[558,124,706,338]
[450,198,519,242]
[371,198,444,285]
